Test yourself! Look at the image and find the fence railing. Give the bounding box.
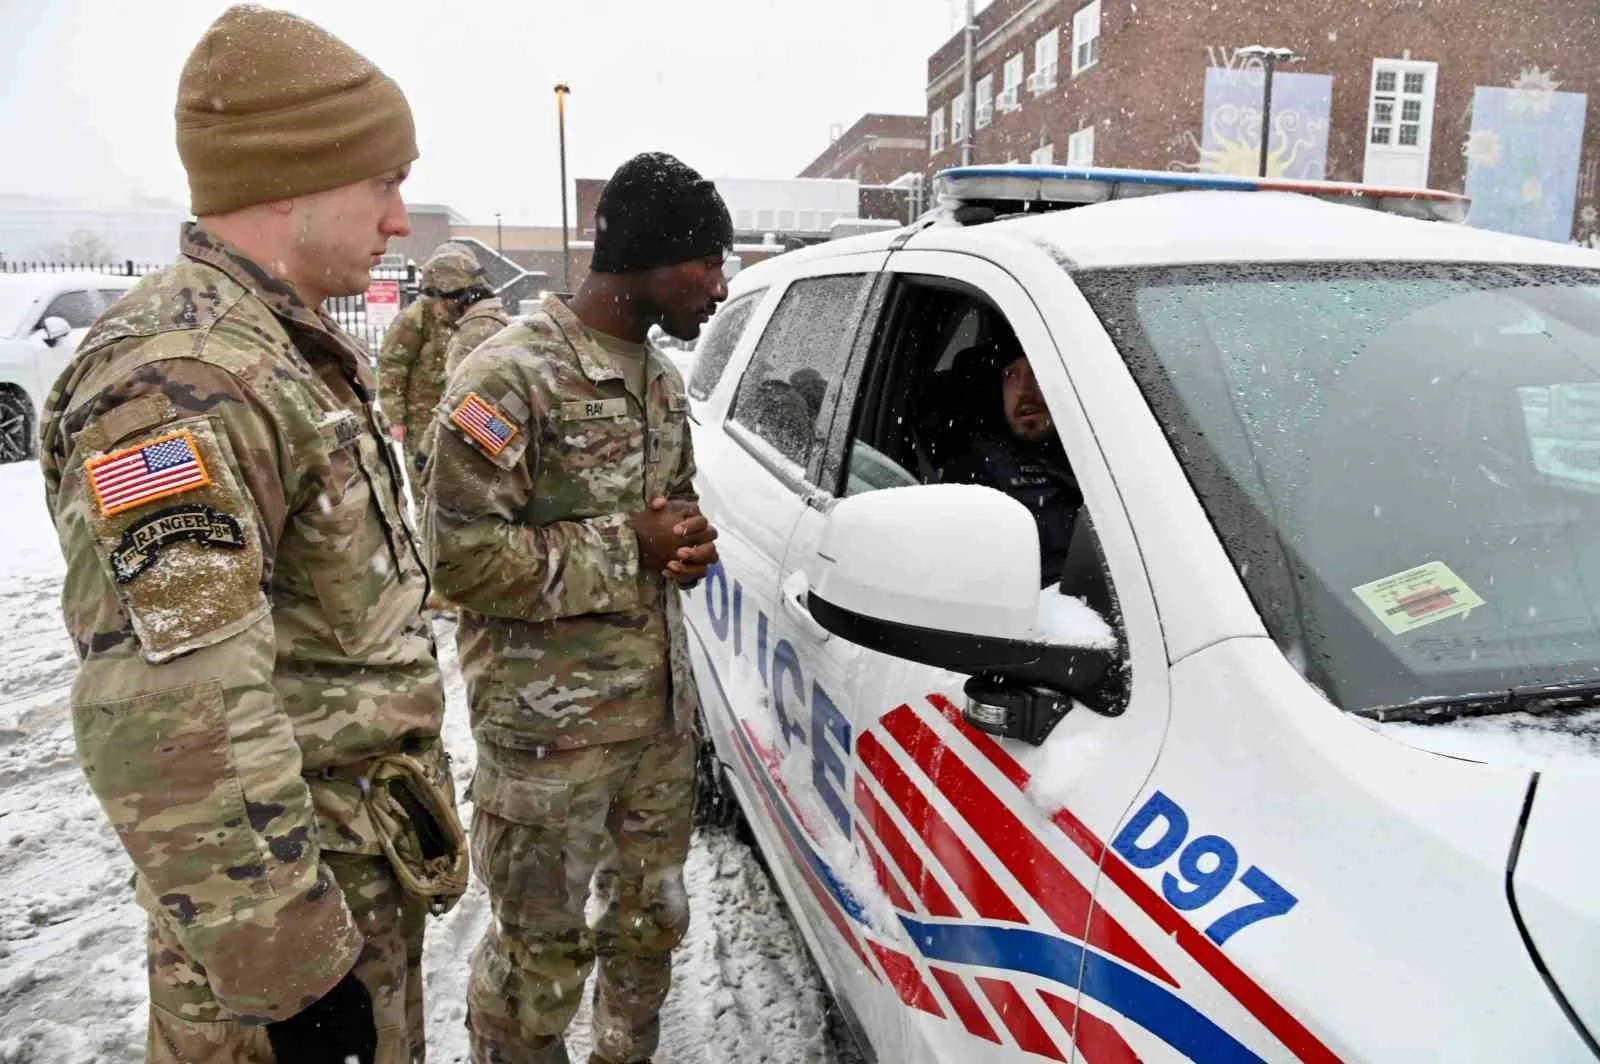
[3,259,419,359]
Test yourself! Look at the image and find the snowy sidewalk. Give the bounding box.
[0,460,854,1063]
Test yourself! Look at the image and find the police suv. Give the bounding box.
[679,165,1600,1062]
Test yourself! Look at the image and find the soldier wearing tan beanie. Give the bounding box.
[41,6,455,1064]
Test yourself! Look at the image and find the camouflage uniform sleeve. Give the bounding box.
[663,361,699,504]
[377,300,423,431]
[425,343,641,623]
[47,356,362,1022]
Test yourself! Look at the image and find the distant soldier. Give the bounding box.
[39,6,463,1063]
[444,290,511,377]
[426,152,729,1064]
[379,242,490,484]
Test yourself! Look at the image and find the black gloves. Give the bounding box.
[265,971,378,1064]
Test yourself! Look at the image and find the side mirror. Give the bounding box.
[37,316,71,346]
[806,484,1119,744]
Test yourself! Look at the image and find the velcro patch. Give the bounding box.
[85,430,211,517]
[560,398,630,422]
[319,410,365,452]
[109,504,246,583]
[668,394,690,414]
[450,392,520,456]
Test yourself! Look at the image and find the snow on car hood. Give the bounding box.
[1365,708,1600,772]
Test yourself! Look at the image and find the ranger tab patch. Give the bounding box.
[85,429,211,517]
[451,392,519,456]
[110,504,246,583]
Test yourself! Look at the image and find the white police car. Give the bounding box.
[678,165,1600,1062]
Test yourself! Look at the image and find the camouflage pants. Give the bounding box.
[466,729,695,1064]
[146,851,430,1064]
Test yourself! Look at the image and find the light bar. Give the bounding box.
[934,165,1471,224]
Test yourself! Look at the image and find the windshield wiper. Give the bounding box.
[1355,680,1600,725]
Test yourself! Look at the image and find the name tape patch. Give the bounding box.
[85,429,212,517]
[110,504,246,583]
[560,398,630,422]
[451,392,519,456]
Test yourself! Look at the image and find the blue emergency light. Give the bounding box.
[934,164,1471,224]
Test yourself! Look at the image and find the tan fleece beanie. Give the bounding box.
[175,4,418,216]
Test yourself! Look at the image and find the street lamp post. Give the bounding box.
[960,0,975,166]
[1233,45,1303,177]
[554,83,572,292]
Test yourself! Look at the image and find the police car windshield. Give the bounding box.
[1077,261,1600,716]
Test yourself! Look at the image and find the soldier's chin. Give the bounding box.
[662,318,702,343]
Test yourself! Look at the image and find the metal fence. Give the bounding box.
[2,258,420,358]
[0,259,164,277]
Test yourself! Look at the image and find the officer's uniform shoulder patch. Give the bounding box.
[449,392,520,458]
[79,415,268,663]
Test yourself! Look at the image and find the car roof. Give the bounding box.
[729,189,1600,291]
[963,190,1600,269]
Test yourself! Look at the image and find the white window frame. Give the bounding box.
[1031,143,1055,165]
[976,74,995,130]
[1000,53,1025,111]
[1029,29,1060,93]
[952,93,967,143]
[1072,0,1102,75]
[1068,124,1095,166]
[930,105,945,154]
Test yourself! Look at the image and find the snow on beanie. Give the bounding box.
[591,153,734,274]
[175,4,418,216]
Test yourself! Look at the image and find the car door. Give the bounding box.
[778,248,1174,1063]
[676,253,891,1011]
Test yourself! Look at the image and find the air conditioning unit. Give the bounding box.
[1028,65,1058,93]
[976,103,994,127]
[997,87,1020,112]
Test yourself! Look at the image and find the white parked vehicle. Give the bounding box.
[0,271,138,461]
[680,166,1600,1062]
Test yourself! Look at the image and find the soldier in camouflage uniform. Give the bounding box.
[379,243,491,483]
[444,292,511,377]
[426,153,731,1064]
[40,7,462,1063]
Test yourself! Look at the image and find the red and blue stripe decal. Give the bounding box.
[691,625,1341,1063]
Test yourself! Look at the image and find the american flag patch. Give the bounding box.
[85,430,212,518]
[450,392,519,456]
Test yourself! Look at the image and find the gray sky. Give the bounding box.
[0,0,966,225]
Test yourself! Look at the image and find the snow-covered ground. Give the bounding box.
[0,460,860,1063]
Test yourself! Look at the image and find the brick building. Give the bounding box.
[799,113,929,183]
[925,0,1600,243]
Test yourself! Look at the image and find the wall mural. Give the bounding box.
[1464,68,1588,243]
[1174,50,1333,179]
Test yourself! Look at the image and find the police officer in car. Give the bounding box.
[942,336,1081,586]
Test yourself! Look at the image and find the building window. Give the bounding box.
[756,209,775,231]
[1072,0,1101,75]
[798,210,817,231]
[930,105,945,154]
[1031,143,1055,165]
[976,74,994,130]
[952,93,967,143]
[1001,53,1025,111]
[1030,29,1060,93]
[1068,125,1095,165]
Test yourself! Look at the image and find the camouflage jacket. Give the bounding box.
[425,293,699,754]
[444,296,510,377]
[40,223,446,1022]
[378,296,454,440]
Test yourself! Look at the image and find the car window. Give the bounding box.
[688,289,765,401]
[39,290,99,330]
[730,273,872,472]
[99,289,130,310]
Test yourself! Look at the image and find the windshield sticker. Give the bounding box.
[1353,561,1486,636]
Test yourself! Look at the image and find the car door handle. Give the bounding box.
[781,577,833,643]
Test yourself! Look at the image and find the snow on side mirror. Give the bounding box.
[38,316,71,346]
[806,484,1118,744]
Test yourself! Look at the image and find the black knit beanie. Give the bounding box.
[591,152,733,274]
